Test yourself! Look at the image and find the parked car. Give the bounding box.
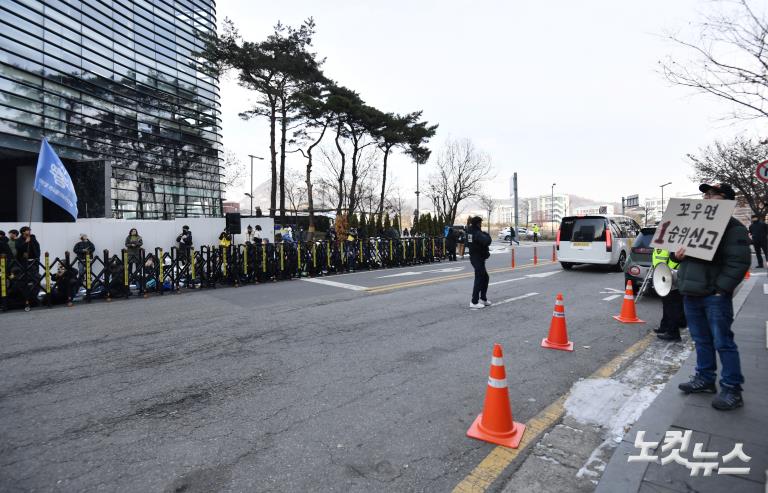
[497,227,530,241]
[624,227,656,295]
[556,215,641,271]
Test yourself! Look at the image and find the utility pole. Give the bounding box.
[513,173,519,240]
[660,181,672,218]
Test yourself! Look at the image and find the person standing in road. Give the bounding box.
[652,248,686,342]
[532,224,540,242]
[445,226,458,261]
[509,225,520,246]
[748,214,767,268]
[675,183,751,411]
[467,216,492,309]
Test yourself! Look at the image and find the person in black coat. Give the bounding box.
[748,215,767,268]
[0,231,12,259]
[445,227,458,261]
[73,234,96,276]
[49,264,79,305]
[176,225,193,261]
[16,226,40,265]
[467,216,492,308]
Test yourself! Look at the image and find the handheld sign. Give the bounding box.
[651,198,736,261]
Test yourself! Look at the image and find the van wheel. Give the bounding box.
[561,262,573,270]
[616,251,627,272]
[504,235,510,241]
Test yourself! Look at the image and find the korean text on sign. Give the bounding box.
[651,198,736,261]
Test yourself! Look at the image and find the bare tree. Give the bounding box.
[426,138,493,225]
[477,193,497,232]
[284,168,307,221]
[221,148,246,194]
[660,0,768,121]
[687,137,768,218]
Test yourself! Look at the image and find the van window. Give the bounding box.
[561,217,606,242]
[632,228,656,249]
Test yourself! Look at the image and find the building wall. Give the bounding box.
[527,194,569,224]
[0,0,223,220]
[574,204,615,215]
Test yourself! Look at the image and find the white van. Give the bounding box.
[556,215,641,271]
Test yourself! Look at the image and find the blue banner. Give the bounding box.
[34,138,78,220]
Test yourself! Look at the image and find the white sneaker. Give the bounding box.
[482,300,492,306]
[469,302,485,309]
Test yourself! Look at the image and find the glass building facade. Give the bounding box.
[0,0,222,220]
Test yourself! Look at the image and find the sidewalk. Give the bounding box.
[596,272,768,492]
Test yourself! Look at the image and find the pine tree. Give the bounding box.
[424,213,432,236]
[384,212,391,230]
[359,212,367,237]
[393,214,401,233]
[376,213,384,233]
[412,214,419,234]
[349,212,358,229]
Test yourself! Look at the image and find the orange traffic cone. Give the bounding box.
[542,293,573,351]
[745,270,751,280]
[467,344,526,448]
[613,280,645,324]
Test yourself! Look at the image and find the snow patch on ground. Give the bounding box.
[564,378,660,442]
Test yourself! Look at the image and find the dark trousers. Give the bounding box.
[470,257,489,303]
[660,289,686,334]
[754,241,767,267]
[446,242,457,261]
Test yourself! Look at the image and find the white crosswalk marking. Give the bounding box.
[300,278,367,291]
[494,292,539,306]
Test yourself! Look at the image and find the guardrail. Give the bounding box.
[1,237,451,312]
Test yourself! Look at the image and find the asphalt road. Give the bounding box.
[0,244,663,492]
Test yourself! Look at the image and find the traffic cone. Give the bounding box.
[745,270,751,280]
[542,293,573,351]
[466,344,526,448]
[612,280,645,324]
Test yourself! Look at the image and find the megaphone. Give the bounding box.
[652,262,677,297]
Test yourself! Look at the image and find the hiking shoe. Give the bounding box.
[678,375,716,394]
[653,326,667,334]
[712,387,743,411]
[657,332,681,342]
[469,302,485,309]
[482,299,492,306]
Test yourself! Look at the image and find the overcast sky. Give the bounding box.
[217,0,766,206]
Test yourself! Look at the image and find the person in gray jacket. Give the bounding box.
[674,183,751,411]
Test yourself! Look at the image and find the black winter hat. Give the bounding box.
[699,183,736,200]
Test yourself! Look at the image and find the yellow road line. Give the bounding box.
[366,262,557,294]
[452,333,654,493]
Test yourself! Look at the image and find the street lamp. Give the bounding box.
[659,181,672,218]
[248,154,265,216]
[551,182,557,237]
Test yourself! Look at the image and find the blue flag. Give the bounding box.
[34,138,78,220]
